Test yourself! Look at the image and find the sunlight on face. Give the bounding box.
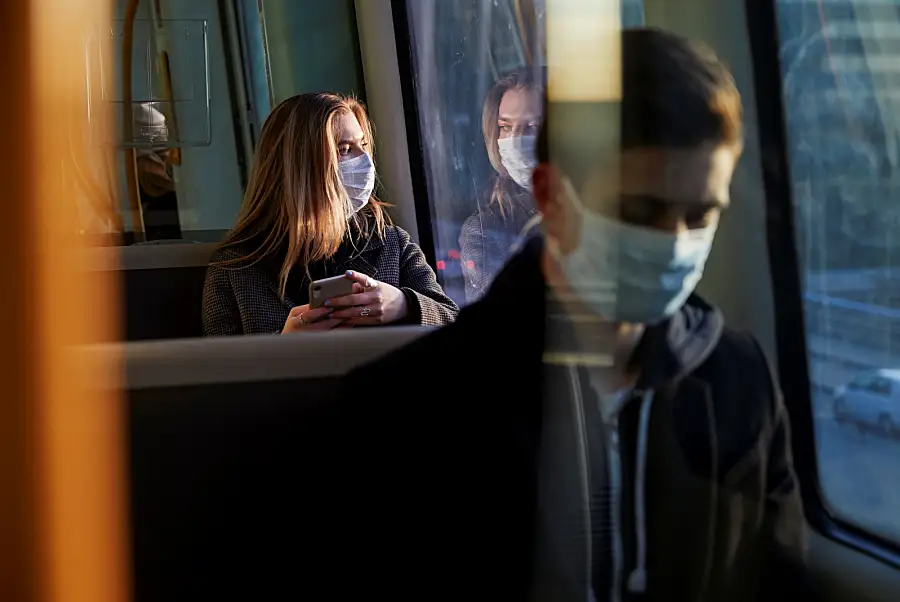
[497,87,542,140]
[335,112,368,162]
[578,144,739,232]
[536,143,740,255]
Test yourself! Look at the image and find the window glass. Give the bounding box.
[403,0,644,305]
[80,0,246,245]
[848,376,869,391]
[777,0,900,543]
[259,0,365,105]
[82,0,369,347]
[872,377,892,397]
[81,0,365,247]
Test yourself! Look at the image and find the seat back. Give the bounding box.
[81,327,432,601]
[89,243,214,341]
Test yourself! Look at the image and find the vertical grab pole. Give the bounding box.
[123,0,146,240]
[148,0,182,179]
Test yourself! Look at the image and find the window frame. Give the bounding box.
[387,0,438,269]
[745,0,900,567]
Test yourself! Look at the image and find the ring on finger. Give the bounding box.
[298,312,308,325]
[360,306,371,317]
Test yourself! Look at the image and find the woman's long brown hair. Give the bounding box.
[217,93,388,298]
[481,69,544,218]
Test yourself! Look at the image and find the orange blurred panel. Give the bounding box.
[0,1,128,602]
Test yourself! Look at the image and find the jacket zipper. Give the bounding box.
[567,366,593,600]
[606,413,623,602]
[570,366,629,602]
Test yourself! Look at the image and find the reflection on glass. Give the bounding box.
[79,3,255,246]
[777,0,900,543]
[405,0,643,305]
[460,69,544,303]
[134,103,182,240]
[404,0,546,303]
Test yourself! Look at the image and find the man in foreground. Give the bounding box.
[328,27,817,601]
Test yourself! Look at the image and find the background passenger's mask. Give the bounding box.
[339,153,376,213]
[498,134,538,191]
[547,179,717,325]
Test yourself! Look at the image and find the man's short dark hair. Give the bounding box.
[536,27,742,163]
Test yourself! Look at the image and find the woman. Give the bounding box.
[459,69,544,303]
[203,93,458,336]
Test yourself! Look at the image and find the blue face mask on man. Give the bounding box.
[548,178,717,325]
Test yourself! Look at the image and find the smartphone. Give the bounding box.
[309,274,355,309]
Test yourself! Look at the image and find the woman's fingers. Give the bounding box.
[324,290,380,308]
[287,273,383,325]
[344,270,378,289]
[283,305,337,333]
[304,317,345,331]
[283,305,310,333]
[288,306,333,328]
[288,304,311,318]
[299,306,335,323]
[329,303,385,320]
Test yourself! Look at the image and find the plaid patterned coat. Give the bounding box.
[459,183,538,304]
[203,225,458,336]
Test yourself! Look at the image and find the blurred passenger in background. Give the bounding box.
[333,27,818,601]
[459,68,544,303]
[134,102,181,240]
[202,93,458,336]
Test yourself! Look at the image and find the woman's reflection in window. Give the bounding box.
[459,69,544,303]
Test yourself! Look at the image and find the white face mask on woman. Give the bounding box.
[339,152,376,213]
[498,134,538,191]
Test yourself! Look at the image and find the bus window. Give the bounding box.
[80,0,365,247]
[400,0,644,305]
[78,1,370,343]
[776,0,900,544]
[78,0,247,245]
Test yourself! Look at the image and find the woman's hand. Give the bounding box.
[281,304,345,334]
[324,270,409,326]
